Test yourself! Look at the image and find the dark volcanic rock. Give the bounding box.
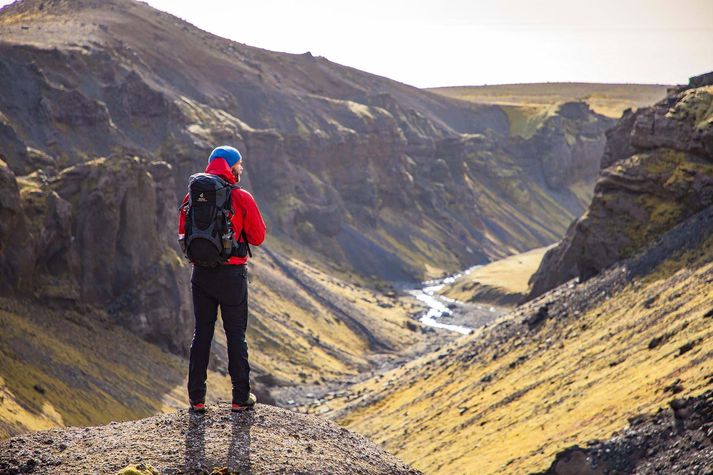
[0,155,192,352]
[539,391,713,475]
[689,71,713,89]
[529,73,713,299]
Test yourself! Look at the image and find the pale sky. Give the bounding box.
[2,0,712,87]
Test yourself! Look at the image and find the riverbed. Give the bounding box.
[282,267,510,411]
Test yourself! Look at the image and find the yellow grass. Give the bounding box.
[246,248,423,384]
[441,246,551,304]
[333,238,713,474]
[0,300,233,439]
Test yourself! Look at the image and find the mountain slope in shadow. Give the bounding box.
[0,0,615,282]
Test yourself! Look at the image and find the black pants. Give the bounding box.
[188,264,250,404]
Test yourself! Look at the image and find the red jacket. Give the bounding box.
[178,158,266,265]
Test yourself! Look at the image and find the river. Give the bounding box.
[407,265,507,335]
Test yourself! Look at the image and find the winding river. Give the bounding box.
[407,266,505,335]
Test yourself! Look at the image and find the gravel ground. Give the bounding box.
[0,403,420,474]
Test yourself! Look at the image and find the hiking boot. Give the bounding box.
[189,401,206,413]
[231,393,257,412]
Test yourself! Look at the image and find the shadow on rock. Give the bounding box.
[228,411,254,474]
[184,411,207,472]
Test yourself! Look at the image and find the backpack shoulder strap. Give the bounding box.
[227,186,253,258]
[224,184,241,214]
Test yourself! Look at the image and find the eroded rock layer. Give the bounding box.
[529,73,713,299]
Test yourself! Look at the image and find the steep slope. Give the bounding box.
[0,297,233,439]
[0,403,420,474]
[529,72,713,299]
[326,205,713,474]
[0,0,613,281]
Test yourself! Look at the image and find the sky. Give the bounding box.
[2,0,712,87]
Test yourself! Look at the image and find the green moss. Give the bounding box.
[640,149,686,175]
[617,148,713,255]
[160,246,186,269]
[293,116,312,138]
[639,195,682,227]
[500,105,553,139]
[665,86,713,129]
[118,464,160,475]
[618,193,681,255]
[563,131,577,147]
[643,234,713,283]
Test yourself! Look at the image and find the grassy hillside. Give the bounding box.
[322,218,713,474]
[430,83,669,138]
[0,298,233,439]
[439,246,551,306]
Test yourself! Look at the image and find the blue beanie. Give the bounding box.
[208,145,242,168]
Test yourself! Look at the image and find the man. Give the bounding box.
[178,145,266,413]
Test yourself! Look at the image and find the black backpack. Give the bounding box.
[180,173,251,267]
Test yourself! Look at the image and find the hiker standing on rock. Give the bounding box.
[178,145,266,412]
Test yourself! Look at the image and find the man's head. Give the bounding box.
[209,145,243,182]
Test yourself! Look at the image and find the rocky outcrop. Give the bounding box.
[525,102,614,190]
[540,391,713,475]
[0,404,420,475]
[528,72,713,299]
[0,155,192,352]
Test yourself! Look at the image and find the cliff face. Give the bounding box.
[0,0,611,284]
[528,73,713,299]
[524,102,613,190]
[0,156,191,351]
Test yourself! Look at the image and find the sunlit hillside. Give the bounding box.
[439,246,551,306]
[328,216,713,474]
[245,245,425,388]
[0,298,233,438]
